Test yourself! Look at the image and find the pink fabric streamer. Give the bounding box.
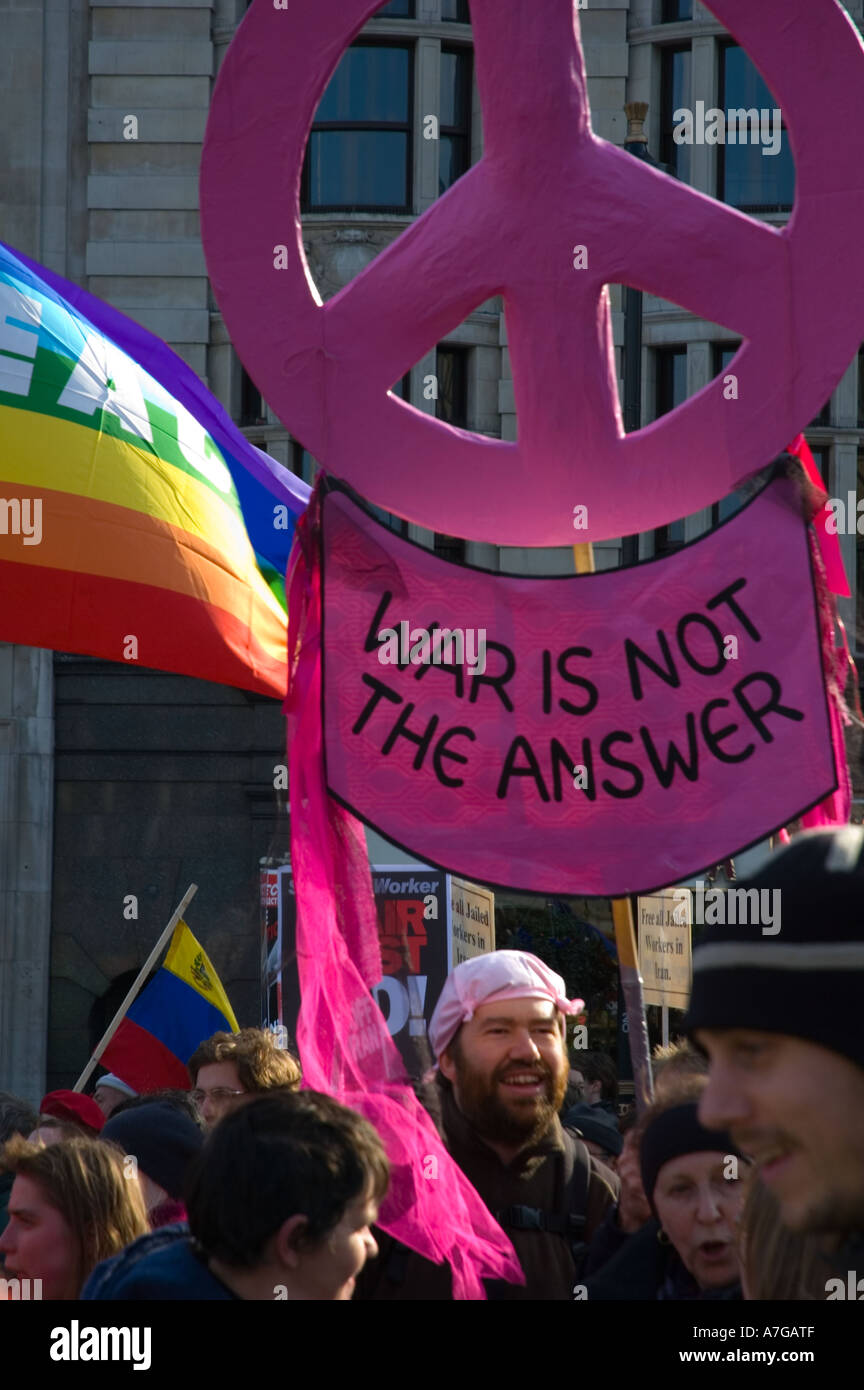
[796,530,853,831]
[283,484,524,1300]
[787,434,851,599]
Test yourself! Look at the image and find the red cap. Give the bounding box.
[40,1090,105,1135]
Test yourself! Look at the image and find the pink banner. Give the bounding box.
[322,476,836,897]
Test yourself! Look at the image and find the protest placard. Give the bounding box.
[322,477,835,895]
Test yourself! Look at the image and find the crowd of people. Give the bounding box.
[0,826,862,1301]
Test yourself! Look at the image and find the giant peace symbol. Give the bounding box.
[201,0,864,546]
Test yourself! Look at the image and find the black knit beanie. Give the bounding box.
[563,1103,623,1157]
[640,1103,739,1215]
[102,1101,203,1200]
[684,827,864,1072]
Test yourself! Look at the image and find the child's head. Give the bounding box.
[186,1089,389,1300]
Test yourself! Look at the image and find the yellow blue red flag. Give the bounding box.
[100,922,238,1092]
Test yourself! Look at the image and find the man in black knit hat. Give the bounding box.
[685,826,864,1284]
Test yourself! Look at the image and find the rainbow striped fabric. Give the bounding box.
[0,241,309,697]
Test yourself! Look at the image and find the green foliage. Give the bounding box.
[495,901,617,1015]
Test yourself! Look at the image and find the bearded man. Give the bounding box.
[355,951,618,1301]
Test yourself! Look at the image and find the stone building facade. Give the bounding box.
[2,0,863,1098]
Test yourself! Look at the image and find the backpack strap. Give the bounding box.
[559,1128,593,1272]
[493,1129,593,1272]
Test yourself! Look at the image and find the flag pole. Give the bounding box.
[612,898,654,1115]
[573,542,654,1114]
[73,883,198,1093]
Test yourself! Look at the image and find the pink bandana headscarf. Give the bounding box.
[429,951,584,1061]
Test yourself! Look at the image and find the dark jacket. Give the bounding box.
[82,1225,237,1301]
[0,1171,13,1244]
[583,1202,634,1277]
[585,1218,741,1301]
[356,1087,619,1301]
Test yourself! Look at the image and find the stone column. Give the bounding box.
[0,647,54,1103]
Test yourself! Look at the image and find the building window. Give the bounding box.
[439,47,472,195]
[719,43,795,212]
[660,46,691,184]
[374,0,415,16]
[369,505,409,537]
[858,348,864,429]
[441,0,470,21]
[810,398,831,428]
[434,532,467,564]
[653,347,687,554]
[434,346,468,563]
[709,343,747,525]
[240,367,266,426]
[291,443,319,487]
[713,343,740,377]
[436,345,469,428]
[661,0,693,18]
[655,345,688,420]
[807,445,829,486]
[302,43,412,211]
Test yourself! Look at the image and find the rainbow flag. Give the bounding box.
[0,241,309,697]
[100,922,239,1092]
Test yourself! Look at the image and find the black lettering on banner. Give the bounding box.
[353,673,403,733]
[640,714,700,788]
[432,726,476,788]
[625,631,681,702]
[733,672,805,742]
[599,731,644,799]
[381,704,440,769]
[705,578,762,642]
[542,649,553,716]
[555,647,599,716]
[676,613,726,676]
[414,624,465,697]
[496,736,550,802]
[364,590,394,653]
[700,697,755,764]
[550,737,596,802]
[468,640,516,711]
[353,564,799,809]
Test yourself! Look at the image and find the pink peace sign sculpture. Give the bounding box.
[201,0,864,547]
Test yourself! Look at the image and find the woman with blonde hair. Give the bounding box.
[0,1134,148,1298]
